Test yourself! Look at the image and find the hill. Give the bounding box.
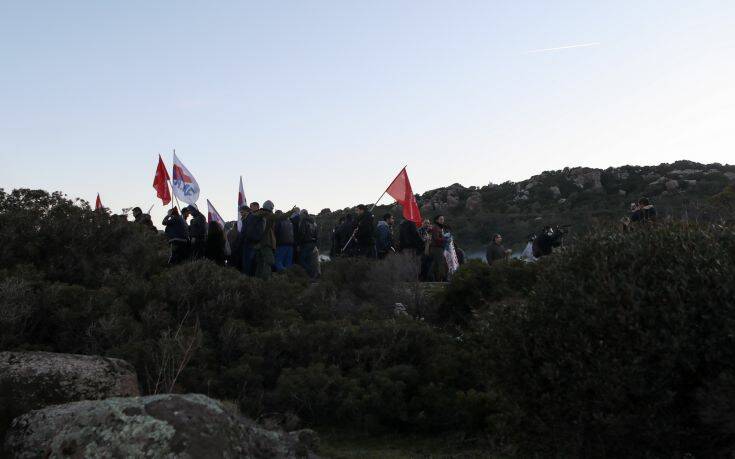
[316,160,735,251]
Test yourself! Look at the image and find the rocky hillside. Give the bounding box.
[316,160,735,250]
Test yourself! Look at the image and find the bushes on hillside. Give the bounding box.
[478,224,735,456]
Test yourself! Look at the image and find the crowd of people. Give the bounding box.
[329,208,468,282]
[146,195,658,282]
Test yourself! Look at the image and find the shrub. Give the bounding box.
[478,223,735,456]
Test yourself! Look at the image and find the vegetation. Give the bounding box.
[3,186,735,456]
[316,160,735,252]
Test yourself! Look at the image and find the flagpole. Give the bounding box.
[170,149,182,211]
[342,165,408,252]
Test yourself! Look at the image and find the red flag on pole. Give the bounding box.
[95,193,103,210]
[153,155,172,205]
[385,167,422,226]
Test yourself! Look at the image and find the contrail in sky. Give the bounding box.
[525,42,600,54]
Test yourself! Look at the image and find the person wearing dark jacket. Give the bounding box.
[183,205,207,259]
[330,217,345,258]
[429,215,448,281]
[132,207,157,233]
[630,197,657,224]
[290,207,302,264]
[296,209,320,279]
[274,210,295,272]
[162,207,189,264]
[252,201,292,280]
[486,233,511,265]
[376,214,395,259]
[205,221,226,265]
[237,202,261,275]
[398,219,423,255]
[355,204,376,258]
[337,213,357,256]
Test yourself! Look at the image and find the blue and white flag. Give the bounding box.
[171,153,200,205]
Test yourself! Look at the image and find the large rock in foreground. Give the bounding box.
[4,393,318,458]
[0,351,139,436]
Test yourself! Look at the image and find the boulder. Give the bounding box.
[549,186,561,198]
[4,393,318,458]
[465,192,482,211]
[725,172,735,182]
[572,171,603,190]
[0,351,139,436]
[618,189,627,196]
[665,180,679,191]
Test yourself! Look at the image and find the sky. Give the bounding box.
[2,1,735,224]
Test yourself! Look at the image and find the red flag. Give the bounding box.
[95,193,103,210]
[385,167,422,226]
[153,155,171,205]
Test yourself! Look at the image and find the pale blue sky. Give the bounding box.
[2,1,734,223]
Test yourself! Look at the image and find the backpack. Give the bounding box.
[245,215,266,242]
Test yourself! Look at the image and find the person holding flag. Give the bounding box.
[162,207,189,264]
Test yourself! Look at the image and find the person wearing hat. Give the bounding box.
[251,200,295,280]
[182,205,207,260]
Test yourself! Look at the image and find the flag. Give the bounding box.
[171,153,200,205]
[238,176,247,210]
[237,176,247,231]
[95,193,103,210]
[153,154,171,205]
[385,167,422,226]
[207,199,226,230]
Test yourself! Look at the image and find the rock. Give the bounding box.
[572,171,603,190]
[4,393,318,458]
[618,189,627,196]
[558,198,567,204]
[648,176,667,187]
[725,172,735,182]
[549,186,561,198]
[446,190,460,209]
[684,180,697,187]
[670,169,703,177]
[0,351,139,436]
[465,192,482,211]
[665,180,679,191]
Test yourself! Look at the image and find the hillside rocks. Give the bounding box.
[4,393,319,458]
[0,351,139,436]
[465,192,482,211]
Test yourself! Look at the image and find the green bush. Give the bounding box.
[478,224,735,456]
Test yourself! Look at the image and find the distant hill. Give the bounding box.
[315,160,735,251]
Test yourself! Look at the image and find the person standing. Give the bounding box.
[251,201,293,280]
[355,204,376,258]
[205,221,226,265]
[183,205,206,259]
[376,213,396,259]
[486,233,511,265]
[398,218,423,255]
[418,219,433,281]
[430,215,448,281]
[274,210,295,272]
[238,202,261,275]
[296,209,320,279]
[162,207,189,264]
